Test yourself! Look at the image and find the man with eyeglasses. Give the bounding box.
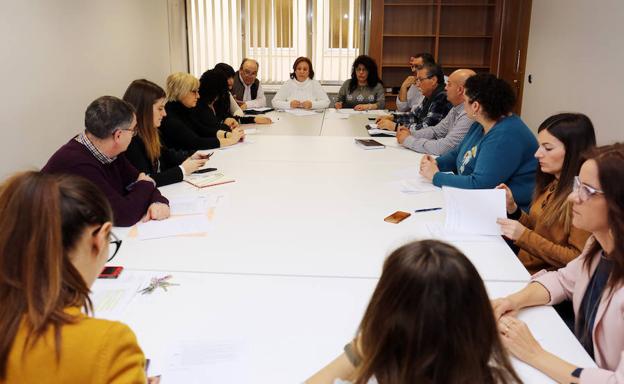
[42,96,170,227]
[377,62,452,133]
[232,58,267,109]
[395,53,434,112]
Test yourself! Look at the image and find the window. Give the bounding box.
[187,0,367,83]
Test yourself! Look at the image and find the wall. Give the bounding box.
[521,0,624,144]
[0,0,173,178]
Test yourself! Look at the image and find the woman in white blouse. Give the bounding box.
[271,57,329,110]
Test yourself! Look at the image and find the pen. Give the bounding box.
[414,207,443,213]
[125,180,140,191]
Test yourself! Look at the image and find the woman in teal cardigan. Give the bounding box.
[419,73,538,211]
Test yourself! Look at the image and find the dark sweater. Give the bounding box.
[192,101,231,134]
[214,92,255,124]
[125,137,192,187]
[160,101,221,151]
[42,138,169,227]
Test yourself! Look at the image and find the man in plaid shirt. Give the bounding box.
[377,62,452,133]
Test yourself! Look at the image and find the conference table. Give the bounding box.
[93,109,595,383]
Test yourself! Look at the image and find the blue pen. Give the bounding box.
[414,207,443,213]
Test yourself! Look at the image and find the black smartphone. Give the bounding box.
[193,167,217,174]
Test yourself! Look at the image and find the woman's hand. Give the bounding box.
[334,101,343,109]
[496,183,518,214]
[302,100,313,109]
[223,117,239,129]
[419,155,439,181]
[496,218,527,241]
[181,157,207,175]
[491,297,518,320]
[290,100,302,109]
[499,316,545,365]
[254,116,272,124]
[354,103,371,111]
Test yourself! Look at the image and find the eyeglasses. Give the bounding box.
[573,176,604,202]
[118,127,137,137]
[415,75,434,83]
[108,231,122,262]
[410,64,423,71]
[242,69,257,76]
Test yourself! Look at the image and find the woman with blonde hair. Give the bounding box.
[123,79,209,187]
[159,72,243,150]
[0,172,148,383]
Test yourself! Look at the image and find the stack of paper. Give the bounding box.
[137,215,213,240]
[284,109,319,117]
[442,187,506,235]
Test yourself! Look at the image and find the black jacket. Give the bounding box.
[125,137,191,187]
[160,101,221,150]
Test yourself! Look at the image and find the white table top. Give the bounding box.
[99,111,592,383]
[92,273,595,384]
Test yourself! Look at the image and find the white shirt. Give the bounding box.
[271,78,330,110]
[239,73,267,108]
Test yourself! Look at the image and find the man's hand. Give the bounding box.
[397,129,410,144]
[142,203,170,222]
[137,173,155,185]
[375,114,394,123]
[377,119,397,131]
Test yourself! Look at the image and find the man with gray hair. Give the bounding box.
[231,58,267,109]
[42,96,170,226]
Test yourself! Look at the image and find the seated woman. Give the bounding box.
[271,57,329,110]
[497,113,595,274]
[335,55,385,111]
[213,63,272,125]
[0,172,148,383]
[193,69,245,144]
[493,143,624,383]
[306,239,521,384]
[420,73,538,211]
[123,79,209,187]
[159,72,243,151]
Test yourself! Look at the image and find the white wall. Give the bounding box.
[0,0,173,178]
[521,0,624,145]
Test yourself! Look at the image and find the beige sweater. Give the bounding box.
[515,182,591,274]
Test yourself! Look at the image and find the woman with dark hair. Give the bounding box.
[420,73,538,211]
[213,63,272,125]
[123,79,209,187]
[193,69,245,146]
[307,239,522,384]
[0,172,149,383]
[493,143,624,383]
[335,55,385,111]
[272,57,329,110]
[159,72,242,151]
[496,113,596,274]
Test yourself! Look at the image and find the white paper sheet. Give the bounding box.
[443,187,506,235]
[160,339,250,383]
[137,215,213,240]
[426,223,501,242]
[243,127,257,134]
[368,128,397,137]
[168,195,221,216]
[91,271,155,320]
[245,107,272,112]
[284,109,319,116]
[324,112,350,119]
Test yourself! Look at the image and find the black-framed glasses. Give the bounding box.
[117,128,137,137]
[573,176,604,203]
[415,75,434,83]
[108,231,123,262]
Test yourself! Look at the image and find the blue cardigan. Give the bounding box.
[433,115,538,211]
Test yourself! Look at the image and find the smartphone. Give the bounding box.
[367,117,376,121]
[384,211,411,224]
[193,167,217,174]
[98,266,123,279]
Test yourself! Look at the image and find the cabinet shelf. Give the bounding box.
[439,35,492,38]
[383,34,436,38]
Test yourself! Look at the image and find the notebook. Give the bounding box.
[354,138,385,150]
[184,172,235,188]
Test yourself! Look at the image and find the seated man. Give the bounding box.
[231,58,267,109]
[377,62,452,133]
[395,52,435,112]
[396,69,475,156]
[42,96,170,227]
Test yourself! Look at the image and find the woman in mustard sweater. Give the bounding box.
[0,172,149,383]
[496,113,596,274]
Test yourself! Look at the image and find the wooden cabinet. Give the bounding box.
[370,0,508,110]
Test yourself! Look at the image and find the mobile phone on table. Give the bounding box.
[384,211,411,224]
[98,266,123,279]
[193,167,217,174]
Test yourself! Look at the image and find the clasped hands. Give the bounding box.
[290,100,313,109]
